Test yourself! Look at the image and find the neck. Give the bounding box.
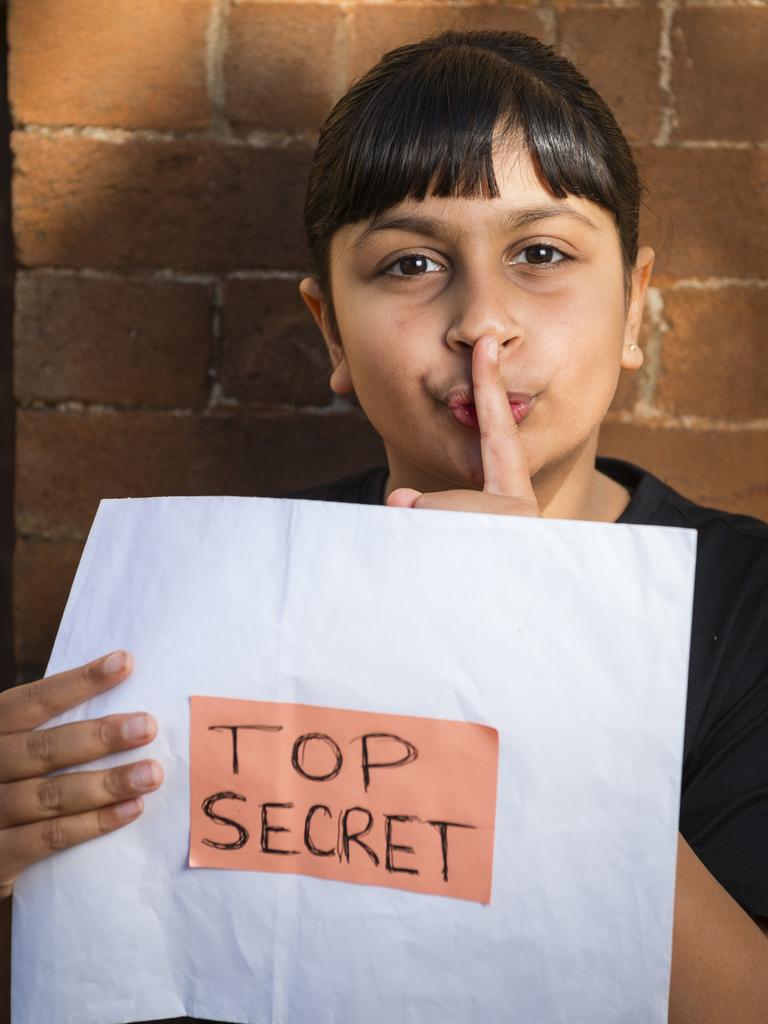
[534,455,631,523]
[383,441,631,523]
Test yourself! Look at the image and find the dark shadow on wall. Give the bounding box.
[5,9,384,681]
[0,0,14,692]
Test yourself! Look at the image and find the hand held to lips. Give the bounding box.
[386,336,541,517]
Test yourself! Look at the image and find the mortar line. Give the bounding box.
[338,3,352,99]
[15,267,309,283]
[206,279,225,410]
[603,411,768,431]
[206,0,232,140]
[654,0,679,147]
[548,1,642,7]
[16,124,314,148]
[681,1,768,7]
[635,286,665,415]
[662,277,768,290]
[536,3,557,47]
[17,399,367,418]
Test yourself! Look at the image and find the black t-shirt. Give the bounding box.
[154,457,768,1024]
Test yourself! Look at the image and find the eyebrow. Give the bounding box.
[352,204,598,248]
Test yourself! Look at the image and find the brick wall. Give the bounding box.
[7,0,768,681]
[0,0,13,693]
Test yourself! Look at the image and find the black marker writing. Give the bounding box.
[201,791,249,850]
[261,802,299,856]
[427,820,475,882]
[359,733,418,792]
[292,733,343,782]
[338,806,379,867]
[208,723,282,775]
[304,804,335,857]
[384,814,420,876]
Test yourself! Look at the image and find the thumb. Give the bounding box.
[386,487,423,508]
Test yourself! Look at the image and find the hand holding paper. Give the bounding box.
[387,336,541,516]
[0,651,162,902]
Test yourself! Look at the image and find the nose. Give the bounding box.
[444,271,523,353]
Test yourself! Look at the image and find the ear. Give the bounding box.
[298,277,354,395]
[621,246,655,372]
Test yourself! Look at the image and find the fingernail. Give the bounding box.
[485,337,498,360]
[121,714,150,741]
[130,761,160,790]
[103,651,127,676]
[114,797,143,821]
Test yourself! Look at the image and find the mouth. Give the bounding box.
[442,386,537,430]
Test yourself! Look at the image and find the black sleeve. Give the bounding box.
[679,539,768,920]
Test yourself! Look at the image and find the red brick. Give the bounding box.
[15,409,385,540]
[657,286,768,419]
[636,148,768,279]
[225,3,345,132]
[8,0,210,130]
[348,6,549,84]
[598,422,768,521]
[13,538,84,671]
[672,8,768,142]
[559,7,663,143]
[12,133,313,272]
[220,279,332,406]
[14,272,212,409]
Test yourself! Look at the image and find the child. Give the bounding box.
[1,29,766,1023]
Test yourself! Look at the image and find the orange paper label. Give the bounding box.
[189,696,499,904]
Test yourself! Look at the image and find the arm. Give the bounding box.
[669,834,768,1023]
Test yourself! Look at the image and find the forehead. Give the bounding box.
[332,142,617,259]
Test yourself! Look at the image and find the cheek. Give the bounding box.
[525,310,624,442]
[337,299,434,383]
[546,284,625,382]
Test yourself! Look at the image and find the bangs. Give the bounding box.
[307,37,632,259]
[304,30,642,310]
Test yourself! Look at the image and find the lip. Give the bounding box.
[441,385,537,430]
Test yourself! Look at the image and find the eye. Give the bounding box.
[511,244,569,267]
[383,254,444,278]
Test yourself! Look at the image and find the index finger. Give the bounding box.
[472,336,536,500]
[0,651,133,736]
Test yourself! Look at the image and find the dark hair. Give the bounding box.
[304,30,643,338]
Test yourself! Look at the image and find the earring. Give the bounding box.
[628,343,638,351]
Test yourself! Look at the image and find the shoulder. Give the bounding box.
[601,455,768,555]
[603,456,768,647]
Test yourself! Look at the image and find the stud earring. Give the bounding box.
[628,343,638,351]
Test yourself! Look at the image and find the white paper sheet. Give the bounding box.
[12,496,696,1023]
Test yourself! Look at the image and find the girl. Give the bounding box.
[1,29,767,1023]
